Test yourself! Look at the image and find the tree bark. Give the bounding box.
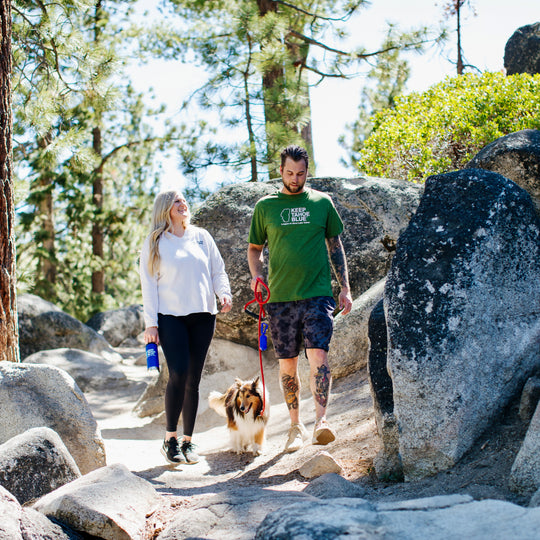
[92,126,105,295]
[0,0,20,362]
[91,1,105,296]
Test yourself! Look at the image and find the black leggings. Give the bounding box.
[158,312,216,435]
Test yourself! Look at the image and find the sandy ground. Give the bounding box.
[84,347,530,537]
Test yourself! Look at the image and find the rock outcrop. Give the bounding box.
[0,427,80,505]
[256,495,540,539]
[32,463,162,540]
[0,361,106,474]
[382,168,540,480]
[17,294,121,362]
[86,304,145,347]
[328,278,385,379]
[0,485,81,540]
[510,400,540,494]
[193,176,423,347]
[23,348,128,392]
[467,129,540,216]
[504,22,540,75]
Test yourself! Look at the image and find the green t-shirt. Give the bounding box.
[248,187,344,302]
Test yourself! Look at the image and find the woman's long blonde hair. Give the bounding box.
[147,191,190,275]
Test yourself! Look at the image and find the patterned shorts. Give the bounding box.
[265,296,336,359]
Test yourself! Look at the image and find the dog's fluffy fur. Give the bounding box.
[208,377,269,455]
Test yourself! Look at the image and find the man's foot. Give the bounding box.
[161,437,186,464]
[181,440,200,464]
[312,418,336,445]
[284,423,308,453]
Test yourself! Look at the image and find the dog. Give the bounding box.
[208,377,269,455]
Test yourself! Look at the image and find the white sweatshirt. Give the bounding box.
[139,226,232,328]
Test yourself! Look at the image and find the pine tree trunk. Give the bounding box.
[0,0,20,362]
[92,126,105,295]
[34,133,57,299]
[91,1,105,298]
[256,0,315,172]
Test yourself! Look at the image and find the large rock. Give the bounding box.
[367,298,402,481]
[158,487,316,540]
[23,348,128,392]
[192,176,423,347]
[17,293,121,362]
[256,495,540,539]
[504,22,540,75]
[510,400,540,494]
[32,463,162,540]
[0,485,81,540]
[0,427,81,505]
[467,129,540,216]
[0,362,106,474]
[86,304,144,347]
[384,169,540,480]
[328,278,385,379]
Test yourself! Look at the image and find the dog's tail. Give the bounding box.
[208,391,228,418]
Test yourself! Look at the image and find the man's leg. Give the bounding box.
[279,356,300,423]
[279,356,308,452]
[306,348,336,445]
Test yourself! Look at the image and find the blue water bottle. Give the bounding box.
[259,323,268,351]
[145,343,160,371]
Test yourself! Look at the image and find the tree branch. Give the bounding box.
[274,0,362,23]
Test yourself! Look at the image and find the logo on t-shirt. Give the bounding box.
[280,207,310,226]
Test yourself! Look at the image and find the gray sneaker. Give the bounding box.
[181,440,200,464]
[161,437,186,464]
[283,423,308,453]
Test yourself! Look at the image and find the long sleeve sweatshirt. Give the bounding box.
[139,226,232,328]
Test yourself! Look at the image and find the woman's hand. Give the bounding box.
[144,326,159,345]
[220,295,232,313]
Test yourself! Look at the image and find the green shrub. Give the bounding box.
[357,72,540,182]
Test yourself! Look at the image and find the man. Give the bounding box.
[247,145,353,453]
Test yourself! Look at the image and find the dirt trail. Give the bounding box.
[85,351,528,537]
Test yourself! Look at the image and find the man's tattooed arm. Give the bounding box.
[326,235,350,290]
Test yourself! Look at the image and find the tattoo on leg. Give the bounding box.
[281,374,299,411]
[314,364,331,408]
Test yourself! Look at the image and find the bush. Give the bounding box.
[357,72,540,182]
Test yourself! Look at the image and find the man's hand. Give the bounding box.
[338,287,353,315]
[250,275,264,293]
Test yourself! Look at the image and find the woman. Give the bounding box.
[140,191,232,464]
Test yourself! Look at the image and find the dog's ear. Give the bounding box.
[234,377,243,388]
[252,376,260,388]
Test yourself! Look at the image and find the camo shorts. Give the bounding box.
[265,296,336,359]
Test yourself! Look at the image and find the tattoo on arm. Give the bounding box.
[326,236,350,289]
[314,364,331,408]
[281,374,299,411]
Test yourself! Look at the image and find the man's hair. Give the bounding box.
[280,145,309,169]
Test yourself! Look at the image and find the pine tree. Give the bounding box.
[153,0,433,182]
[13,0,176,319]
[0,0,19,362]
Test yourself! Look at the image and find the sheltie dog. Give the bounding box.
[208,377,269,455]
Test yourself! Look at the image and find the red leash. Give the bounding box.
[244,277,270,416]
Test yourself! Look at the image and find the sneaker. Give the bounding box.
[283,423,307,453]
[161,437,186,464]
[181,440,200,464]
[312,418,336,445]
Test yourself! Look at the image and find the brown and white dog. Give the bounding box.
[208,377,269,455]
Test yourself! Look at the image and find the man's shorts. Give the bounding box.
[265,296,336,359]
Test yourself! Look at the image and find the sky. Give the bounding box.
[131,0,540,191]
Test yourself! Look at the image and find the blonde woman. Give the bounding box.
[140,191,232,464]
